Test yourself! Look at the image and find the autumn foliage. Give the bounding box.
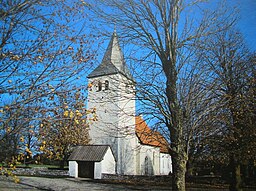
[0,0,95,181]
[38,90,93,168]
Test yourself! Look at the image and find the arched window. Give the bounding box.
[97,81,102,92]
[105,80,109,90]
[145,156,149,175]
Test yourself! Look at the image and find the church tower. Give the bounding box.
[87,31,137,175]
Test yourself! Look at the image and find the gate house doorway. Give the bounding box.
[78,161,94,178]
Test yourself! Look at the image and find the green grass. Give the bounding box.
[17,164,60,168]
[0,163,67,168]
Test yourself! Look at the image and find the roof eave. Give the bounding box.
[88,71,136,83]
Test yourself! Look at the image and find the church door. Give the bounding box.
[78,161,95,178]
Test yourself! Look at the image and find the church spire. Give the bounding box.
[88,31,134,81]
[102,30,124,71]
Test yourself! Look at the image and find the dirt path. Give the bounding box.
[2,176,254,191]
[1,176,171,191]
[19,176,136,191]
[0,176,38,191]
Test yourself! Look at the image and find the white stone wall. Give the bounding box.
[88,75,120,142]
[160,153,172,175]
[101,147,116,176]
[94,147,116,179]
[94,162,102,179]
[136,143,161,175]
[88,73,137,175]
[69,161,78,178]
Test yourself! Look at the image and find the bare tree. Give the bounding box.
[0,0,96,180]
[84,0,236,190]
[197,28,256,191]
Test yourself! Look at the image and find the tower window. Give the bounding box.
[97,81,102,91]
[105,80,109,90]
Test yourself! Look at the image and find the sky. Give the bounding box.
[231,0,256,51]
[94,0,256,58]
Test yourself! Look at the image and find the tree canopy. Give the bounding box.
[0,0,96,181]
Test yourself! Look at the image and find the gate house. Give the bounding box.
[68,145,116,179]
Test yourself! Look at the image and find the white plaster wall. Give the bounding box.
[138,144,161,175]
[101,147,116,174]
[88,75,120,143]
[135,143,141,175]
[94,162,102,179]
[88,73,137,175]
[117,75,137,175]
[153,149,160,175]
[68,161,78,178]
[160,153,172,175]
[94,147,116,179]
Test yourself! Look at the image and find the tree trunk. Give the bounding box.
[172,151,187,191]
[164,58,187,190]
[230,155,242,191]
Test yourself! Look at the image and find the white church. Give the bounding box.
[68,31,172,179]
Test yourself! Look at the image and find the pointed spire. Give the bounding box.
[88,31,134,81]
[101,31,125,72]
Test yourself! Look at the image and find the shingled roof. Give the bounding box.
[87,31,134,81]
[68,145,112,162]
[135,116,169,153]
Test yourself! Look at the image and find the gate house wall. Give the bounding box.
[94,147,116,179]
[69,161,78,178]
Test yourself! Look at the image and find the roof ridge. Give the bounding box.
[68,145,110,162]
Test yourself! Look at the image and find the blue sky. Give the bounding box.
[232,0,256,51]
[94,0,256,57]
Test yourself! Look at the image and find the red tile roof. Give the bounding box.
[135,116,169,153]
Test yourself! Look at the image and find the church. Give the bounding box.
[68,31,172,179]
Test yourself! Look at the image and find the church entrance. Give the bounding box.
[78,161,95,178]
